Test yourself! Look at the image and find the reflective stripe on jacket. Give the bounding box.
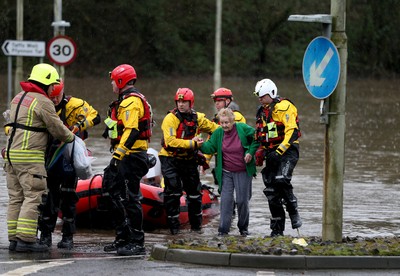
[6,82,74,164]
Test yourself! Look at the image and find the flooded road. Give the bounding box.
[0,76,399,252]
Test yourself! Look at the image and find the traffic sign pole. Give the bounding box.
[323,0,347,242]
[288,0,348,243]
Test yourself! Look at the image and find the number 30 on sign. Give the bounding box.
[47,35,77,66]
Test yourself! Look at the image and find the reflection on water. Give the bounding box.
[0,76,399,249]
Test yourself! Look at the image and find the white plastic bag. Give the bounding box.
[63,136,93,180]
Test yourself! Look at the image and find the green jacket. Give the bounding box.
[200,123,259,192]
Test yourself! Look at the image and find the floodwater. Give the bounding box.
[0,75,399,250]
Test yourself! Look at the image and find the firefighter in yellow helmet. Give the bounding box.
[159,88,219,235]
[38,79,101,250]
[102,64,153,256]
[4,63,75,252]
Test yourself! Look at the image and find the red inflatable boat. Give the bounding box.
[74,174,219,229]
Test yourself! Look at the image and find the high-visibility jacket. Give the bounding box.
[5,81,74,165]
[106,89,152,160]
[255,98,301,155]
[159,109,219,158]
[57,95,100,131]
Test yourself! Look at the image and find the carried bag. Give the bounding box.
[63,136,93,180]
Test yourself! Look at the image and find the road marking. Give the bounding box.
[256,271,275,276]
[0,261,73,276]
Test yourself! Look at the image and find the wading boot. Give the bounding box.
[270,218,285,237]
[289,213,302,229]
[117,243,146,256]
[8,240,17,251]
[15,239,49,252]
[57,235,73,249]
[39,232,52,247]
[103,240,127,252]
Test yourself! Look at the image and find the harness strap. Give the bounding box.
[6,92,28,166]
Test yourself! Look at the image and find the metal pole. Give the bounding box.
[7,57,13,108]
[322,0,347,242]
[53,0,64,79]
[15,0,24,97]
[213,0,222,90]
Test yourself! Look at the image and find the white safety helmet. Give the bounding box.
[254,79,278,99]
[144,148,161,179]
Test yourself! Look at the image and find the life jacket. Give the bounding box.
[56,95,88,140]
[161,108,198,155]
[106,89,153,148]
[255,98,301,149]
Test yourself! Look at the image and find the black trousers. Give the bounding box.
[160,156,203,230]
[39,155,78,237]
[112,151,149,246]
[262,144,299,232]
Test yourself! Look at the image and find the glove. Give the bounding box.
[255,148,266,166]
[69,124,80,134]
[266,151,280,167]
[196,152,210,171]
[109,157,120,171]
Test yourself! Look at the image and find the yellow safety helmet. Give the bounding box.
[28,63,60,86]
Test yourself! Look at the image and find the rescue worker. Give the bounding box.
[210,87,246,124]
[38,80,101,249]
[253,78,302,237]
[4,63,75,252]
[102,64,153,256]
[208,88,246,183]
[159,88,219,235]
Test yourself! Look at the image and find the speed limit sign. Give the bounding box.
[47,35,77,66]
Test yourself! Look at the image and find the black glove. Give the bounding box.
[109,158,120,171]
[266,151,280,167]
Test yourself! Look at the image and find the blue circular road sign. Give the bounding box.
[302,36,340,99]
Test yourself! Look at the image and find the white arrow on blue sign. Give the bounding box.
[302,36,340,99]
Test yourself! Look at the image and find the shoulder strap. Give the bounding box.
[6,92,28,165]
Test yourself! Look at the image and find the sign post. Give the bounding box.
[289,1,347,242]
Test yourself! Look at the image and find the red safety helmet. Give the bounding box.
[110,64,137,89]
[175,88,194,107]
[210,87,233,101]
[50,79,64,97]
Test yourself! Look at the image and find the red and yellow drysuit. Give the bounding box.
[255,97,301,236]
[103,88,153,246]
[159,108,219,232]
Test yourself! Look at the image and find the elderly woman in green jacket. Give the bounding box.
[195,108,259,236]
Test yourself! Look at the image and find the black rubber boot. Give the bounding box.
[103,239,127,252]
[8,240,17,251]
[57,235,73,249]
[15,239,49,252]
[290,213,302,229]
[270,218,285,237]
[39,232,52,247]
[117,243,146,256]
